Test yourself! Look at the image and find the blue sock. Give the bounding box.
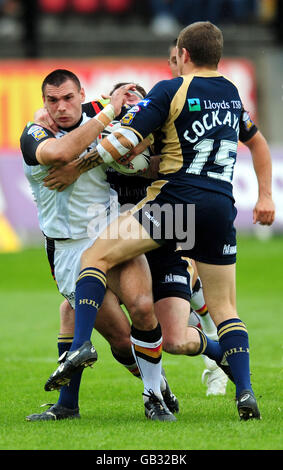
[70,267,107,351]
[58,371,83,410]
[189,327,223,362]
[218,318,252,398]
[198,329,223,362]
[57,333,73,357]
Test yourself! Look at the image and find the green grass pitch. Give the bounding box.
[0,235,282,450]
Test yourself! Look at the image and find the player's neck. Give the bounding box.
[184,64,218,76]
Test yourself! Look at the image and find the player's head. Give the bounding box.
[110,82,146,106]
[177,21,223,74]
[41,69,85,128]
[168,38,178,78]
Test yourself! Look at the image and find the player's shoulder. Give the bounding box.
[151,77,183,94]
[83,99,110,117]
[20,122,53,142]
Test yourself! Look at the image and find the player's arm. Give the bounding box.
[244,130,275,226]
[35,84,136,166]
[43,136,153,191]
[43,149,104,191]
[95,79,176,166]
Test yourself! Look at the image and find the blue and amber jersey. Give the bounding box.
[120,71,246,198]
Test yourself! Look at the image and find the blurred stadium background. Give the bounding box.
[0,0,282,252]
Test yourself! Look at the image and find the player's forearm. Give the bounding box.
[74,148,104,174]
[37,105,115,166]
[248,133,273,198]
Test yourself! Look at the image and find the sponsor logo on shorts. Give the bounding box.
[144,211,160,227]
[163,274,187,285]
[223,244,237,255]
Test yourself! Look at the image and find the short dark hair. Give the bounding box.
[177,21,223,68]
[109,82,147,98]
[42,69,81,95]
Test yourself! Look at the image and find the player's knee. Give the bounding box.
[127,294,154,329]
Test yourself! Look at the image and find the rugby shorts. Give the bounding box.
[45,237,95,308]
[146,245,194,302]
[133,180,237,265]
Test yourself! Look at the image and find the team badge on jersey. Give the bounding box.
[28,125,49,141]
[188,98,201,111]
[121,112,136,125]
[139,99,151,107]
[242,111,254,131]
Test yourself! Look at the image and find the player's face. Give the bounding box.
[43,79,85,128]
[126,92,143,106]
[168,46,179,78]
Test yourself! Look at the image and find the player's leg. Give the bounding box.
[45,213,176,421]
[95,288,179,414]
[106,253,176,420]
[190,263,228,395]
[154,296,223,362]
[196,261,261,419]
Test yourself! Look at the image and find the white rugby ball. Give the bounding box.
[110,148,150,175]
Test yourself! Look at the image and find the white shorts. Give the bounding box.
[52,237,95,308]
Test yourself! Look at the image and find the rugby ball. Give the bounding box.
[110,148,150,175]
[98,120,150,175]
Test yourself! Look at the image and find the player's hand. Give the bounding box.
[253,195,275,225]
[109,83,136,116]
[43,162,80,192]
[34,108,59,135]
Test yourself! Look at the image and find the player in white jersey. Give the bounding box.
[21,69,176,422]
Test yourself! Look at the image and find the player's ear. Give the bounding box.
[80,87,86,103]
[182,48,190,63]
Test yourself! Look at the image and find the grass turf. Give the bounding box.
[0,236,282,450]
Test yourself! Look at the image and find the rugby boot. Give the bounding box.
[26,403,80,421]
[202,356,228,396]
[44,340,97,391]
[237,390,261,420]
[143,390,177,422]
[161,369,179,413]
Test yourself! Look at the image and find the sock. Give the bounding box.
[191,278,217,338]
[218,318,252,398]
[131,324,163,401]
[111,348,141,378]
[57,370,83,410]
[188,326,223,363]
[70,267,106,351]
[111,348,167,391]
[57,333,73,357]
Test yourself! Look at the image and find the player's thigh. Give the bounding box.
[196,261,237,325]
[81,211,159,271]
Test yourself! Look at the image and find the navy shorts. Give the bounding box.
[134,180,237,265]
[146,245,193,302]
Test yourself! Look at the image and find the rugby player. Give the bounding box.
[21,69,177,422]
[46,22,275,420]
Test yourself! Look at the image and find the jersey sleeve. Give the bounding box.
[120,78,183,141]
[239,109,258,142]
[20,123,54,166]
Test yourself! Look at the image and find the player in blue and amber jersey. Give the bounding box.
[48,22,275,420]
